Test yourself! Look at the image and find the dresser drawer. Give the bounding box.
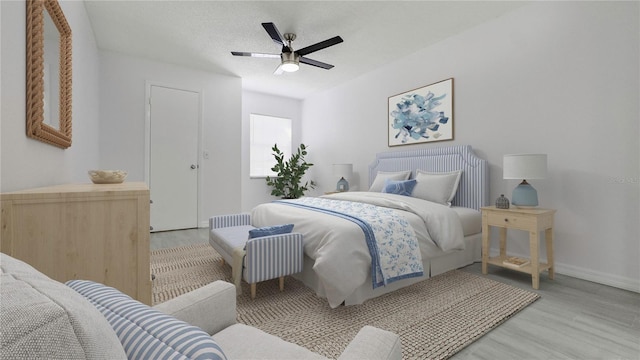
[485,211,536,230]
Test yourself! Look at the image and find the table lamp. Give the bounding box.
[333,164,353,192]
[503,154,547,207]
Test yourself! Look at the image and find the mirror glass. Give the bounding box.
[26,0,72,149]
[43,8,60,129]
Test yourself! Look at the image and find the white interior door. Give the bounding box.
[149,85,200,232]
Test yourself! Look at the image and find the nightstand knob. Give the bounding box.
[504,218,509,222]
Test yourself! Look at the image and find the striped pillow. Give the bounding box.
[66,280,227,360]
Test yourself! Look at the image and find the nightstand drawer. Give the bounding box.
[485,212,535,230]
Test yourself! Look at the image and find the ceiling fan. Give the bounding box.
[231,22,343,75]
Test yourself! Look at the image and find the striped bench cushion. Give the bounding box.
[67,280,227,360]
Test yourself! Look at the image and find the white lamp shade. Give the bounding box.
[333,163,353,181]
[503,154,547,180]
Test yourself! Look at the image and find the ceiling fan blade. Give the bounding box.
[231,51,280,58]
[262,22,285,46]
[300,57,334,70]
[296,36,343,57]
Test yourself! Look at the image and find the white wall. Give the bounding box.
[301,1,639,291]
[98,51,242,227]
[1,0,100,191]
[241,90,303,211]
[2,0,636,292]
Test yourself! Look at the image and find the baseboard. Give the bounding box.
[199,220,209,228]
[487,250,640,293]
[554,262,640,293]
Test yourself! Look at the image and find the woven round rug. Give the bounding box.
[151,243,539,360]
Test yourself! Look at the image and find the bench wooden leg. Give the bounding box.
[250,283,256,299]
[279,276,284,291]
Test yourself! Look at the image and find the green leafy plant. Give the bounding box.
[266,143,315,199]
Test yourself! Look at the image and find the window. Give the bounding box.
[250,114,292,178]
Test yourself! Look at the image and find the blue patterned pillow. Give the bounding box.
[248,224,294,239]
[382,179,417,196]
[66,280,227,360]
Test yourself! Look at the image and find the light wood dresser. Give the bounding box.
[1,182,151,304]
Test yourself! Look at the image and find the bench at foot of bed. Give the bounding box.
[209,213,303,299]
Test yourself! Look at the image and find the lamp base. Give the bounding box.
[336,177,349,192]
[511,180,538,207]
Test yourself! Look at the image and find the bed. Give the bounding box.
[251,145,488,307]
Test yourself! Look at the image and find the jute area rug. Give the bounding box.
[151,244,539,360]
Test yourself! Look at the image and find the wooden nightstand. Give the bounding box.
[481,206,556,289]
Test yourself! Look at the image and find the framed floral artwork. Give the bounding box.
[388,78,453,146]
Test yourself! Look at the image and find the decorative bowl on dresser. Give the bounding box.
[88,169,127,184]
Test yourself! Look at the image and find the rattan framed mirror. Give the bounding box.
[26,0,72,149]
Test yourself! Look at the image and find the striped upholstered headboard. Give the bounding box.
[368,145,489,210]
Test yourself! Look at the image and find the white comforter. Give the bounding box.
[251,191,464,307]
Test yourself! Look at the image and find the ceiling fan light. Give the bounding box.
[281,61,299,72]
[280,52,299,72]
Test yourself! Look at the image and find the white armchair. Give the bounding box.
[154,280,403,360]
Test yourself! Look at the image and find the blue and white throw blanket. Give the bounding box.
[275,197,424,288]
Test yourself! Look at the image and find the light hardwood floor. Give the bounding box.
[151,229,640,360]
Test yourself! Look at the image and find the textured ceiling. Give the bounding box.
[84,1,526,99]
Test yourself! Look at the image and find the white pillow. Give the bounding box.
[369,170,412,192]
[412,170,462,206]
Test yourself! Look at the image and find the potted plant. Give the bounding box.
[266,143,315,199]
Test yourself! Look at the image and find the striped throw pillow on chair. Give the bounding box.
[67,280,227,360]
